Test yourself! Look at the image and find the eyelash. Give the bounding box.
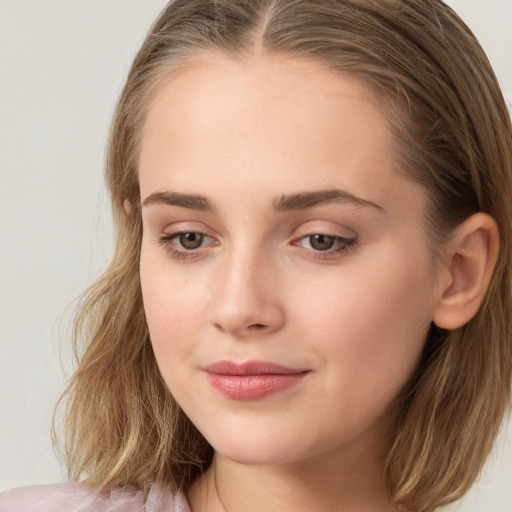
[158,231,215,260]
[292,234,358,260]
[158,231,358,261]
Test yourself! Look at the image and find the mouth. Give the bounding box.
[203,360,310,400]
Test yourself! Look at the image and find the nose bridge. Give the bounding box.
[209,238,284,336]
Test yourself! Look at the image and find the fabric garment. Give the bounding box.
[0,483,191,512]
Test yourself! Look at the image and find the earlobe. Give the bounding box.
[432,213,499,330]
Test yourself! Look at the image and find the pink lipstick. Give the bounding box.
[203,360,309,400]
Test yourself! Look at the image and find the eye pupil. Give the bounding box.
[310,234,335,251]
[179,232,204,249]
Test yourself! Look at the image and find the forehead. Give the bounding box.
[138,53,424,219]
[141,53,384,152]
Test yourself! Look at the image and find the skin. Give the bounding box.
[138,53,444,511]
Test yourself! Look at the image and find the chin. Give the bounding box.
[197,419,338,468]
[196,421,303,465]
[215,441,305,466]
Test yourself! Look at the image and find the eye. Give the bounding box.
[293,233,357,258]
[158,231,216,259]
[177,232,205,250]
[304,234,336,251]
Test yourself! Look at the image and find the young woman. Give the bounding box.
[2,1,511,511]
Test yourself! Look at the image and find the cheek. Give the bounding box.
[292,246,434,391]
[140,251,207,368]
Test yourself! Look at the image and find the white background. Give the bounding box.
[1,1,511,509]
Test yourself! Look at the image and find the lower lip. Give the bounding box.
[205,372,308,400]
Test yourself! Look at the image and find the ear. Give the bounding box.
[123,198,132,215]
[433,213,499,330]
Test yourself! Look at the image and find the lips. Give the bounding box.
[203,360,309,400]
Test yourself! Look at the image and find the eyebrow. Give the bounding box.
[272,189,384,212]
[142,191,214,211]
[142,188,383,212]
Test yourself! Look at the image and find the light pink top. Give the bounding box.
[0,483,191,512]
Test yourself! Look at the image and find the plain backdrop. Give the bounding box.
[1,1,511,510]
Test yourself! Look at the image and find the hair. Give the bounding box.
[56,1,512,511]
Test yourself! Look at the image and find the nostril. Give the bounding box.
[249,323,266,330]
[213,323,226,333]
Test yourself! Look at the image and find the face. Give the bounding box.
[138,53,438,468]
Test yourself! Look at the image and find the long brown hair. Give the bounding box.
[57,2,512,511]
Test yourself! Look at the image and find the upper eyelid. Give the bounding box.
[152,215,357,234]
[292,233,357,249]
[159,223,217,240]
[293,230,356,240]
[293,226,359,240]
[156,215,359,240]
[158,225,357,240]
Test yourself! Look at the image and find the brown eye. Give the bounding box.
[178,232,205,250]
[308,234,335,251]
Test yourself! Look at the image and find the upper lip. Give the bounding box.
[203,360,308,375]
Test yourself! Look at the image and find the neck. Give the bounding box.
[187,443,402,512]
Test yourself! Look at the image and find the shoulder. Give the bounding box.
[0,482,190,512]
[0,483,97,512]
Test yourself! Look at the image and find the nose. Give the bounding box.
[208,247,285,338]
